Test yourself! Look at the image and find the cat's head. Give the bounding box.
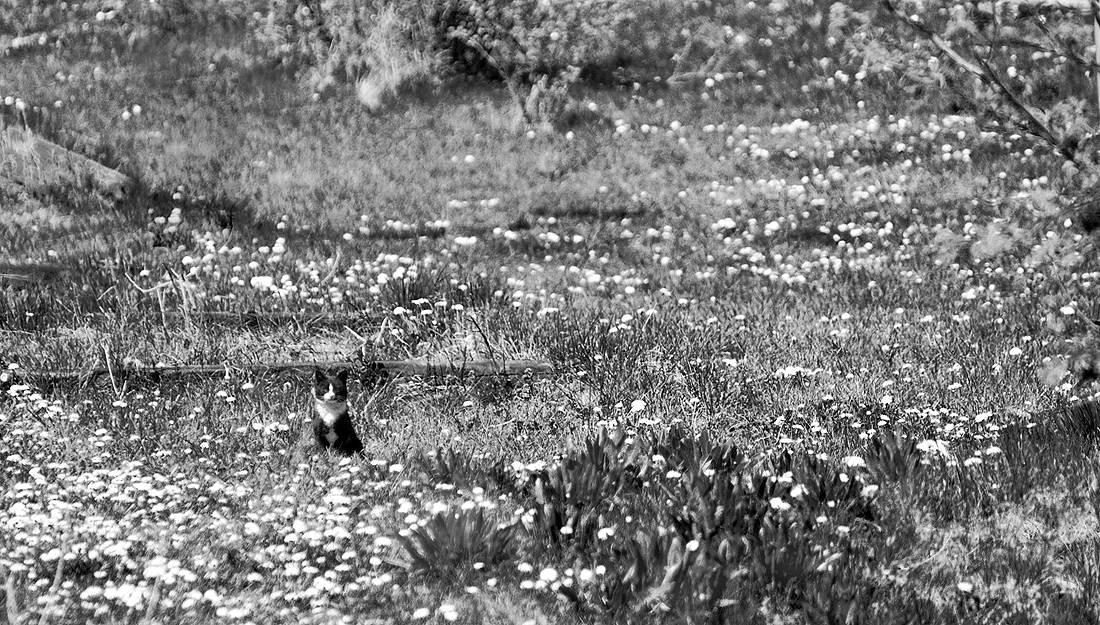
[313,368,349,403]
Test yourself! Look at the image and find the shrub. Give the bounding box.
[835,0,1099,180]
[253,0,443,104]
[399,507,519,584]
[439,0,635,128]
[413,446,517,493]
[527,428,631,554]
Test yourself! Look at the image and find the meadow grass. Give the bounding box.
[2,16,1100,625]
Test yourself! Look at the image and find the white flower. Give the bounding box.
[842,455,866,468]
[916,439,950,456]
[539,568,559,582]
[249,276,275,289]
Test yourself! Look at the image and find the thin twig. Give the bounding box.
[976,56,1072,158]
[882,0,1073,161]
[318,248,342,286]
[3,565,25,625]
[466,314,498,367]
[101,344,119,397]
[139,577,162,625]
[446,30,506,80]
[36,540,67,625]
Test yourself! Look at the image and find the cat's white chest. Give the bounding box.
[315,401,344,427]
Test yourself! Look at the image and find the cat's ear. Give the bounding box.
[337,369,349,384]
[314,368,325,383]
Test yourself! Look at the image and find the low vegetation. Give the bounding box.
[3,0,1100,623]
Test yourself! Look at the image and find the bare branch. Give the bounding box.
[882,0,1075,161]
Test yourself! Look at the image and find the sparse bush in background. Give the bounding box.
[0,0,259,53]
[242,0,887,127]
[438,0,634,128]
[253,0,443,106]
[354,4,442,112]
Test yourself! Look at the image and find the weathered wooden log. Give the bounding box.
[0,262,71,283]
[0,125,132,199]
[165,310,384,327]
[21,358,556,386]
[1,309,385,332]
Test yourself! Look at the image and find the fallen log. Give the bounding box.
[0,262,71,283]
[20,358,556,387]
[160,310,384,327]
[0,124,132,199]
[1,309,385,332]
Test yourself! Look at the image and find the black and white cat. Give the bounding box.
[311,368,364,456]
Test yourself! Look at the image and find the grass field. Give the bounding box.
[3,14,1100,625]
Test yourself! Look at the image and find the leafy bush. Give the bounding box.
[253,0,443,103]
[864,429,924,484]
[413,446,517,493]
[833,0,1100,180]
[527,428,631,554]
[399,507,519,584]
[635,424,745,476]
[438,0,635,126]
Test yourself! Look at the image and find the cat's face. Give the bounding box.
[313,368,349,403]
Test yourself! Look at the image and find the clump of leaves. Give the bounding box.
[399,507,519,584]
[527,428,631,554]
[584,443,878,620]
[590,528,738,619]
[413,445,516,493]
[633,423,745,476]
[864,429,925,484]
